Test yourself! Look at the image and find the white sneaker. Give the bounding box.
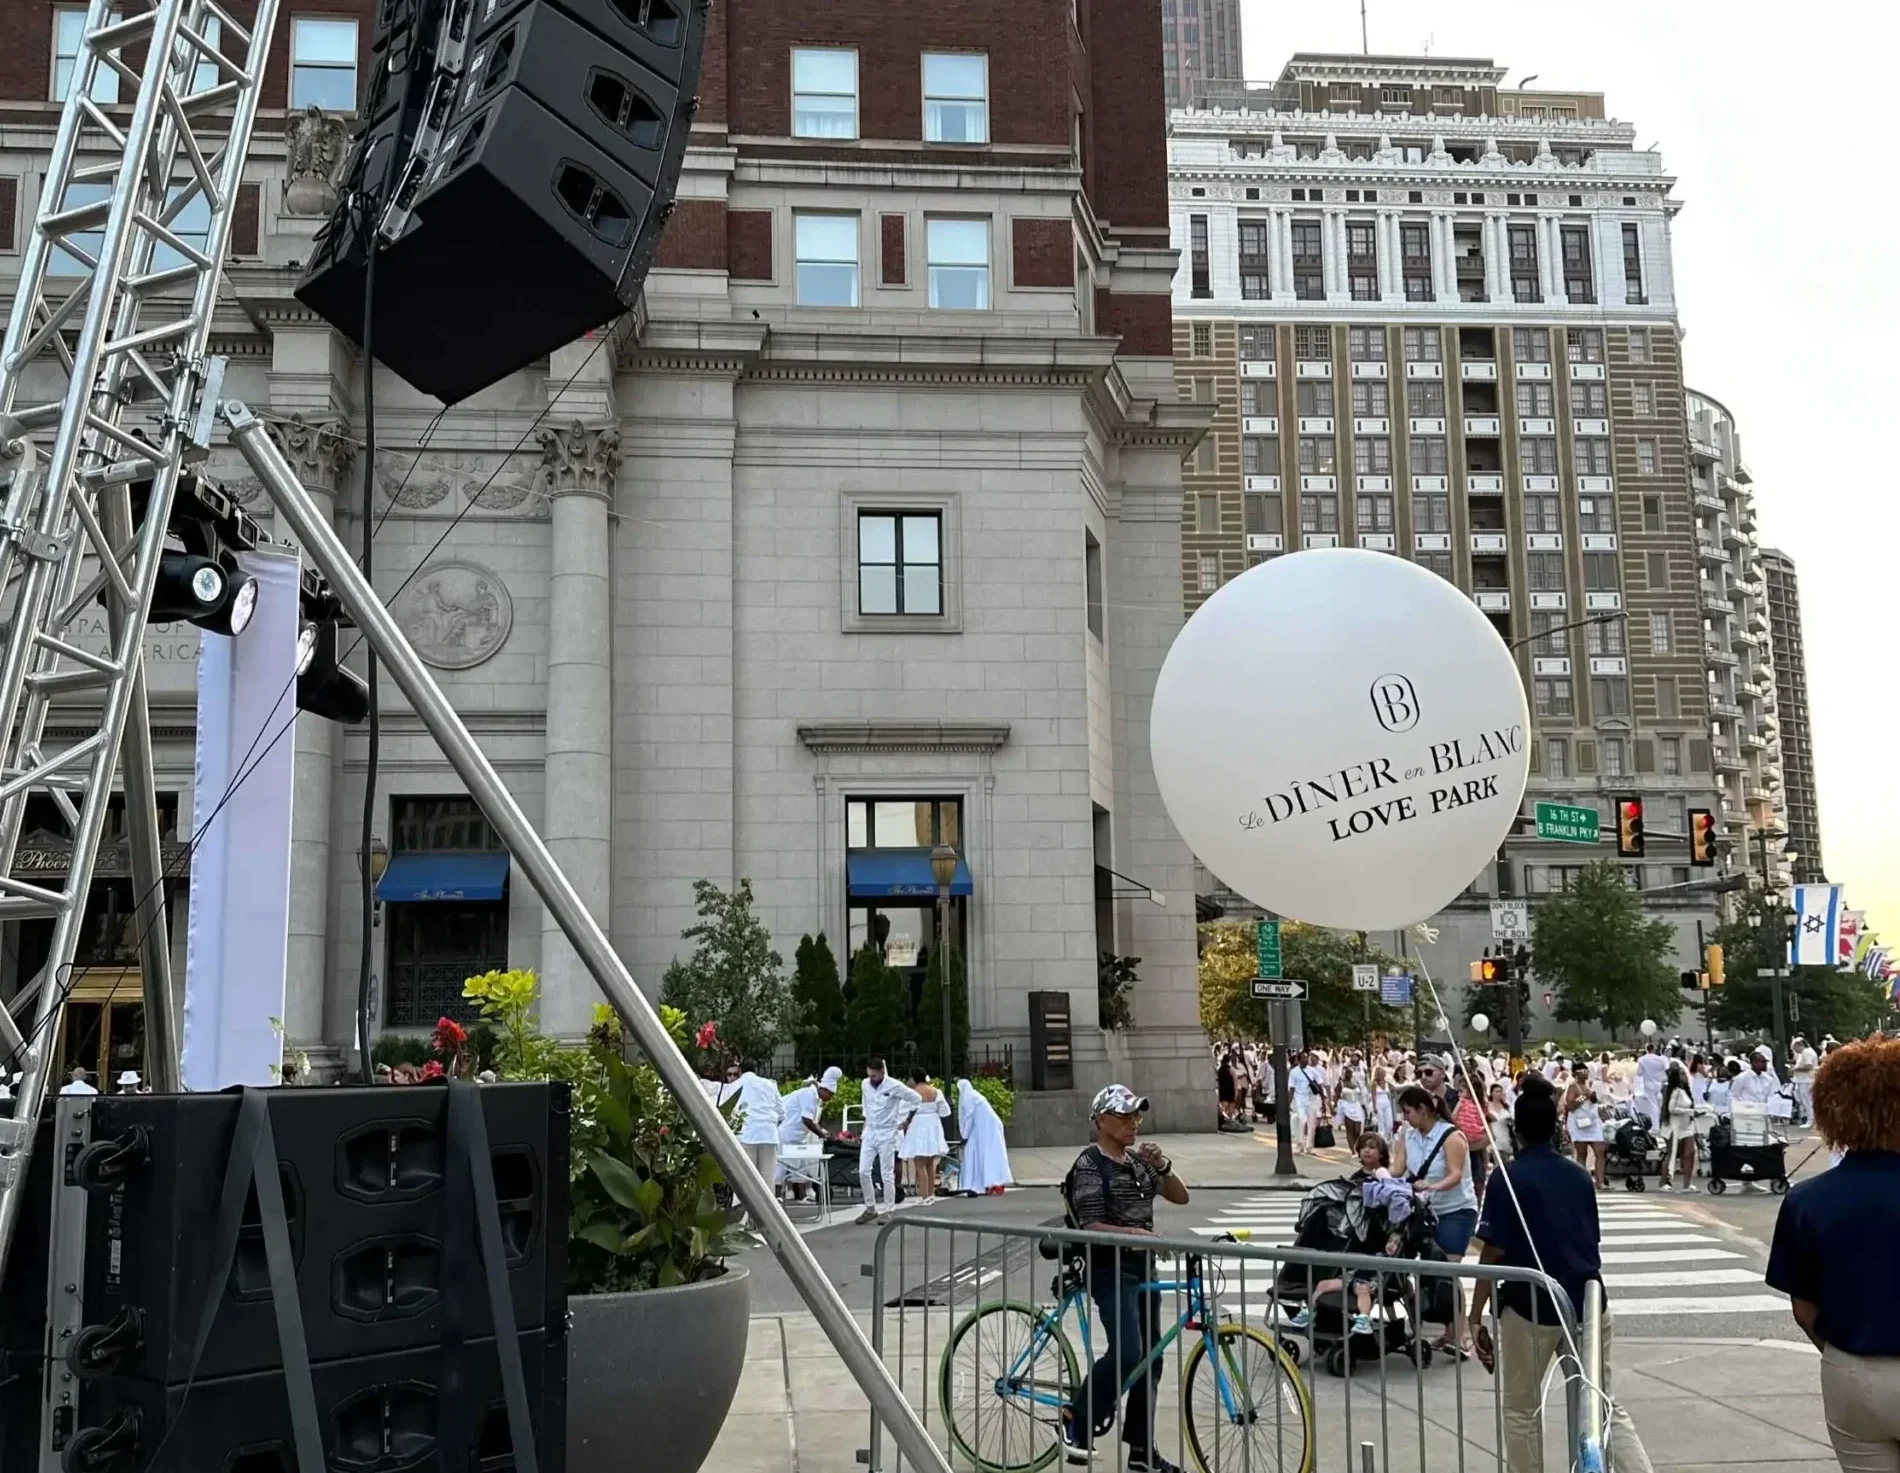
[1658,1181,1672,1192]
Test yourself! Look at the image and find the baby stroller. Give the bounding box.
[1604,1107,1662,1191]
[1705,1106,1789,1195]
[1273,1177,1434,1376]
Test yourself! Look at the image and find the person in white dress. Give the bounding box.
[855,1059,922,1224]
[1372,1064,1396,1139]
[1562,1059,1607,1189]
[956,1077,1013,1194]
[899,1070,951,1205]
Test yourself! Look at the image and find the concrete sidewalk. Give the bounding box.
[710,1313,1833,1472]
[1008,1128,1348,1189]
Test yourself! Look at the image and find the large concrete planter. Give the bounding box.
[567,1265,750,1473]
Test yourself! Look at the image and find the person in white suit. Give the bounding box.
[855,1058,921,1224]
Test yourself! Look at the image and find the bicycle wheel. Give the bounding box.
[940,1301,1081,1473]
[1180,1323,1314,1473]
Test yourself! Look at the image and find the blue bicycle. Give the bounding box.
[938,1236,1313,1472]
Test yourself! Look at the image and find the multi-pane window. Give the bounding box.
[1577,495,1614,533]
[1197,554,1219,593]
[795,214,860,306]
[1665,794,1688,832]
[1512,327,1551,363]
[1351,380,1389,417]
[1403,326,1442,362]
[1406,380,1445,417]
[1353,437,1392,475]
[1526,552,1565,590]
[1241,381,1272,416]
[1585,617,1625,655]
[1642,496,1662,531]
[792,48,858,137]
[1241,436,1279,475]
[1572,383,1608,418]
[926,217,990,308]
[1627,327,1651,364]
[857,512,942,615]
[922,52,988,143]
[1645,550,1670,589]
[1521,438,1559,474]
[1630,383,1653,417]
[1601,737,1626,777]
[1291,221,1324,300]
[1401,221,1433,301]
[1238,219,1271,299]
[1622,222,1646,303]
[1660,735,1683,774]
[1297,436,1337,474]
[1244,492,1282,534]
[1534,678,1574,719]
[1546,738,1570,777]
[1524,493,1560,532]
[1348,325,1387,361]
[1191,323,1212,357]
[1189,215,1211,297]
[1300,494,1339,533]
[1531,611,1568,654]
[1295,324,1332,361]
[1240,324,1276,360]
[1561,224,1595,302]
[1592,677,1630,718]
[1636,438,1659,474]
[1649,612,1672,654]
[1413,493,1450,532]
[1296,380,1334,417]
[150,184,212,274]
[1516,382,1556,417]
[1346,221,1379,300]
[290,16,357,111]
[1416,550,1455,580]
[1507,222,1540,302]
[1657,676,1680,721]
[1356,494,1395,533]
[53,7,121,102]
[1583,552,1620,591]
[1566,327,1604,364]
[1575,438,1612,476]
[1409,436,1449,474]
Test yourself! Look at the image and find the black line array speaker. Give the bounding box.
[295,0,708,405]
[0,1083,569,1473]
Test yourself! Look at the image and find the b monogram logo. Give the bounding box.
[1370,674,1420,733]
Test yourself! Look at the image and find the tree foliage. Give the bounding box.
[917,944,971,1077]
[844,942,909,1060]
[1705,891,1890,1044]
[656,879,789,1068]
[790,932,846,1070]
[1198,920,1410,1047]
[1530,861,1681,1036]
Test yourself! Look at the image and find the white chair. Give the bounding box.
[777,1144,831,1223]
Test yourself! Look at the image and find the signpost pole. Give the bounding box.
[1271,1007,1295,1176]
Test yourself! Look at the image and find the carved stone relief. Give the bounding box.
[390,560,513,670]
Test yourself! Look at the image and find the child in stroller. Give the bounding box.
[1275,1134,1436,1375]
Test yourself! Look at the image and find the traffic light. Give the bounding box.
[1689,808,1717,867]
[1479,956,1503,984]
[1615,796,1646,858]
[1706,944,1725,987]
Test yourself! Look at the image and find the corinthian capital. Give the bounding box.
[534,420,621,500]
[265,412,357,486]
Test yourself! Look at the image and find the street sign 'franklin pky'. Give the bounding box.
[1251,979,1307,1000]
[1255,918,1283,980]
[1535,801,1599,844]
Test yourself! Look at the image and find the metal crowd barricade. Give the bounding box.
[863,1213,1595,1473]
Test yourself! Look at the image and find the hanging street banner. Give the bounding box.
[1255,918,1283,980]
[1534,802,1599,844]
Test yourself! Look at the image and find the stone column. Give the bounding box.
[1483,214,1506,304]
[1379,213,1401,301]
[1539,216,1561,304]
[1432,215,1454,302]
[537,340,619,1035]
[1272,208,1295,302]
[1325,212,1347,301]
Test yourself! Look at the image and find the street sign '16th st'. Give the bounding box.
[1535,801,1600,845]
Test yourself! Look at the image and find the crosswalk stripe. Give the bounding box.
[1609,1295,1787,1317]
[1579,1232,1718,1247]
[1601,1247,1743,1264]
[1601,1269,1761,1288]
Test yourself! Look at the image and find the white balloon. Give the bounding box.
[1150,550,1531,930]
[1640,1019,1658,1037]
[1471,1013,1491,1035]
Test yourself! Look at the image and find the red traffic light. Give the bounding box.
[1616,796,1646,858]
[1688,808,1716,867]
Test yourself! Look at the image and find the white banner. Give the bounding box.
[182,549,300,1090]
[1789,884,1843,970]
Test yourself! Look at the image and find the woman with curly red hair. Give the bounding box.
[1765,1035,1900,1468]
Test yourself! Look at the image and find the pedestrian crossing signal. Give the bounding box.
[1616,796,1645,858]
[1689,808,1717,867]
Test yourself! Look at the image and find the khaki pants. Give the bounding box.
[1497,1306,1654,1473]
[1821,1344,1900,1471]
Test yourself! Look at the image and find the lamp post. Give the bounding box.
[930,842,959,1086]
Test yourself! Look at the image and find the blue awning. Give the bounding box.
[375,853,510,903]
[847,851,973,899]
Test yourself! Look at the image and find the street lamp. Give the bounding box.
[930,842,959,1085]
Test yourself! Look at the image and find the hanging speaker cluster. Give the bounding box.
[296,0,708,404]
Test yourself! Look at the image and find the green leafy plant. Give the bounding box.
[1198,920,1409,1045]
[1706,891,1889,1043]
[791,933,846,1070]
[967,1074,1014,1124]
[1531,861,1682,1036]
[1098,953,1139,1031]
[657,879,791,1069]
[844,942,908,1059]
[918,945,971,1075]
[463,968,754,1294]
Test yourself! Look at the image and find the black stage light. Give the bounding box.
[296,621,371,725]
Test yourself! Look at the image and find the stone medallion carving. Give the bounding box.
[392,561,513,670]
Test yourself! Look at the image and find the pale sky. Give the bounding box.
[1238,0,1898,936]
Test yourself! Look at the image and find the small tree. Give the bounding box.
[656,878,789,1069]
[1531,861,1680,1037]
[917,945,970,1076]
[844,943,908,1060]
[791,932,847,1069]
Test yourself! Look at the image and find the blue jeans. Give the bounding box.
[1069,1261,1161,1451]
[1434,1207,1479,1258]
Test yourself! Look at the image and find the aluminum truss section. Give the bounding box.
[0,0,281,1288]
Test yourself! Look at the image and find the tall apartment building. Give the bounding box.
[1686,392,1792,893]
[1169,53,1721,994]
[1761,549,1826,884]
[0,0,1209,1135]
[1162,0,1244,107]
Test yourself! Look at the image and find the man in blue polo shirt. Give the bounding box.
[1466,1081,1654,1473]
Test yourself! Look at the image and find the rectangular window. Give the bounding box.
[1241,381,1271,416]
[1649,612,1671,654]
[1297,436,1336,474]
[53,7,121,102]
[1401,221,1433,301]
[1531,610,1567,653]
[1566,328,1604,364]
[1524,493,1560,532]
[1356,494,1395,533]
[1534,678,1574,719]
[1592,677,1630,719]
[1636,438,1658,474]
[1198,492,1221,532]
[858,511,942,615]
[1515,382,1556,417]
[792,48,858,138]
[847,798,962,852]
[1575,438,1612,476]
[290,15,357,112]
[1601,737,1626,777]
[1240,324,1276,360]
[1660,735,1682,775]
[1291,221,1324,300]
[1238,218,1271,299]
[1577,495,1614,533]
[1408,436,1448,474]
[922,52,988,143]
[1191,322,1212,357]
[1193,434,1216,473]
[1626,382,1651,417]
[1300,494,1339,533]
[1657,676,1680,721]
[1296,380,1334,417]
[1244,491,1282,535]
[1560,223,1594,302]
[1512,327,1551,363]
[1295,324,1331,361]
[1346,220,1379,300]
[1583,552,1619,591]
[1353,437,1392,475]
[1198,553,1219,592]
[1241,436,1279,475]
[1645,550,1669,589]
[1084,531,1103,638]
[1526,552,1565,591]
[1572,383,1608,418]
[926,217,989,309]
[1403,326,1442,362]
[1189,214,1211,298]
[1406,380,1445,417]
[1628,327,1651,364]
[149,183,212,274]
[1507,222,1540,302]
[1622,222,1646,303]
[1416,550,1455,581]
[1348,325,1387,361]
[1546,738,1569,777]
[1413,493,1450,532]
[1585,617,1625,655]
[796,213,860,306]
[1350,379,1389,417]
[1521,438,1559,475]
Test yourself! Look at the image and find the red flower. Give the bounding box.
[432,1016,468,1050]
[420,1060,446,1081]
[694,1021,719,1050]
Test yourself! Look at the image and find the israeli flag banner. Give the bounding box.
[1789,884,1843,968]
